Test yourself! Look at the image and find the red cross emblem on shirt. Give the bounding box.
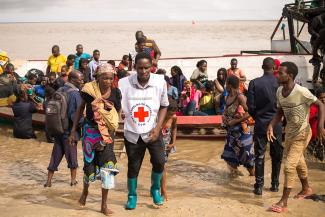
[133,107,149,122]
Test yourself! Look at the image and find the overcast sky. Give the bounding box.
[0,0,293,22]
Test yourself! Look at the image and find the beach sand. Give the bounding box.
[0,21,310,61]
[0,124,324,217]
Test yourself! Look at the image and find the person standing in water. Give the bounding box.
[119,52,169,210]
[267,62,325,213]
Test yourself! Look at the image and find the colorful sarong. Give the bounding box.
[82,122,118,183]
[221,125,254,169]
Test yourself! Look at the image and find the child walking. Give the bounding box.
[161,99,178,201]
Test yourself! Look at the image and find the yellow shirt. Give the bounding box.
[0,50,9,74]
[47,54,67,73]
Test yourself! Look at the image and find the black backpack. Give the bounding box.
[45,87,77,136]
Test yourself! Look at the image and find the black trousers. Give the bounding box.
[124,136,165,179]
[254,133,283,187]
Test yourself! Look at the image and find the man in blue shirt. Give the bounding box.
[247,57,283,195]
[44,70,84,187]
[74,44,91,70]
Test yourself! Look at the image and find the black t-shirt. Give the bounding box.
[81,88,122,122]
[12,101,37,139]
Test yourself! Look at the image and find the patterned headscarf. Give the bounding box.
[95,63,115,77]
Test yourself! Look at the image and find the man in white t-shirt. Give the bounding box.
[119,52,169,210]
[88,49,101,81]
[267,61,325,213]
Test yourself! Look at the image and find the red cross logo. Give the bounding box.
[133,107,149,122]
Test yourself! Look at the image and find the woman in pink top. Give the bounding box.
[180,81,207,116]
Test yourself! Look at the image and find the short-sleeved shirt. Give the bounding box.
[74,53,92,70]
[119,73,169,143]
[277,84,317,139]
[47,54,67,73]
[88,60,100,81]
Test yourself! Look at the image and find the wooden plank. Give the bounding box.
[176,115,222,125]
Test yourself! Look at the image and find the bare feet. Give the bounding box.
[70,180,78,186]
[78,191,88,207]
[161,192,168,201]
[44,182,52,188]
[294,187,313,199]
[101,207,114,216]
[268,202,288,213]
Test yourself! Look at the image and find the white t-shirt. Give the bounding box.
[119,73,169,143]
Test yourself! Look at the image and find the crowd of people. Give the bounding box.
[0,29,324,215]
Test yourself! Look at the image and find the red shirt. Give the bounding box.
[309,104,318,140]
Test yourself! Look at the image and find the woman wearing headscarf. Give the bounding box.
[69,64,121,216]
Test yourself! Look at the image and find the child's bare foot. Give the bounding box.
[78,191,88,207]
[161,192,168,201]
[294,187,312,199]
[101,207,114,216]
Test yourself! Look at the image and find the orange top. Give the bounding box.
[227,68,246,93]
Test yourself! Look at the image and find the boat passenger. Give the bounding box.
[66,54,75,74]
[164,76,178,101]
[156,68,167,75]
[34,76,48,99]
[161,98,177,201]
[221,75,255,177]
[88,50,101,81]
[170,65,187,96]
[74,44,91,70]
[135,30,161,67]
[190,60,208,88]
[199,80,216,115]
[129,37,155,72]
[227,58,246,94]
[214,68,227,114]
[79,58,91,83]
[27,73,37,86]
[118,55,129,71]
[181,81,207,116]
[12,84,42,139]
[46,45,67,75]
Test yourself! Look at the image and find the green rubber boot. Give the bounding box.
[125,178,137,210]
[150,171,164,205]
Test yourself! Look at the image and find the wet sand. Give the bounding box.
[0,124,324,217]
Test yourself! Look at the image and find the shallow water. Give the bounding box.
[0,124,324,216]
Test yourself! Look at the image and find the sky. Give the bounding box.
[0,0,293,22]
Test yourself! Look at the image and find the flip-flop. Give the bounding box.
[294,193,312,199]
[294,188,313,199]
[268,204,288,213]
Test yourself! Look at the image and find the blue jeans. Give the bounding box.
[183,100,208,116]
